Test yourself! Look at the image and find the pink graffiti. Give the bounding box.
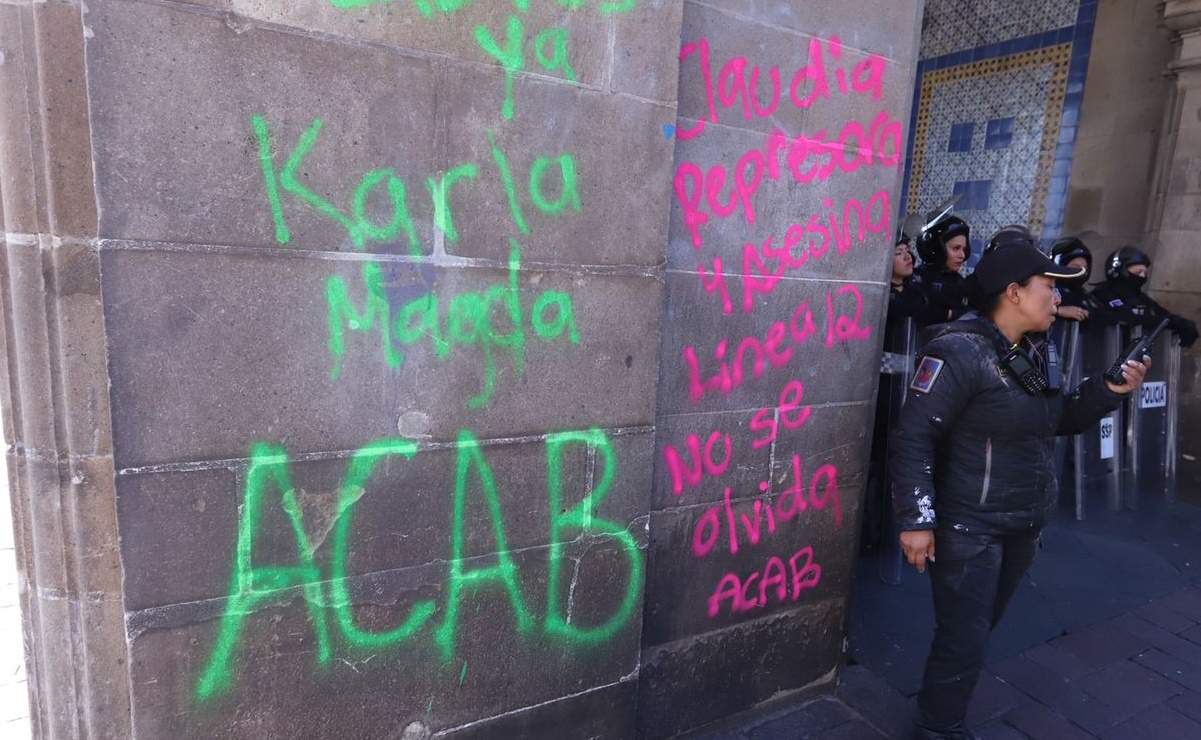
[663,431,733,496]
[677,35,886,142]
[749,380,811,450]
[684,287,872,403]
[706,546,822,618]
[674,121,899,251]
[691,457,842,559]
[696,192,891,315]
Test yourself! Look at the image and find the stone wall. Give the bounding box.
[1062,0,1174,272]
[1145,0,1201,505]
[0,0,920,737]
[639,2,919,735]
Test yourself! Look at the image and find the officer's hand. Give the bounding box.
[1105,355,1151,395]
[900,530,936,574]
[1057,305,1089,321]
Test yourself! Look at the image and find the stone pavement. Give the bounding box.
[692,493,1201,739]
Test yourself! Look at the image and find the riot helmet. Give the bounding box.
[1050,236,1092,284]
[986,224,1036,254]
[1104,245,1151,286]
[915,215,971,268]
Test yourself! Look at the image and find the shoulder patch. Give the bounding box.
[910,356,945,394]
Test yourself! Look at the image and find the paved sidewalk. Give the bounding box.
[697,593,1201,739]
[694,494,1201,739]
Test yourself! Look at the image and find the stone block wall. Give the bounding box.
[0,0,921,737]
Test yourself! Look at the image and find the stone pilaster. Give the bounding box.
[0,1,130,738]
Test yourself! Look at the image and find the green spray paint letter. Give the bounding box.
[194,444,333,702]
[194,428,644,702]
[324,240,579,407]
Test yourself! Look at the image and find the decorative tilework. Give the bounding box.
[985,118,1014,149]
[908,44,1072,251]
[900,1,1097,261]
[948,122,975,152]
[920,0,1080,60]
[953,180,992,211]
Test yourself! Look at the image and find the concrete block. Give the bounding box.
[30,0,98,239]
[705,0,922,62]
[100,247,661,467]
[117,431,649,609]
[439,64,676,266]
[47,241,113,456]
[611,0,685,102]
[443,679,637,739]
[640,487,857,646]
[637,601,842,739]
[1,240,56,454]
[85,0,439,252]
[0,4,43,236]
[665,111,898,282]
[127,538,643,737]
[229,0,612,89]
[656,270,885,417]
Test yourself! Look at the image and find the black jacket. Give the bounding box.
[885,278,928,350]
[912,265,970,327]
[889,317,1124,535]
[1086,280,1198,347]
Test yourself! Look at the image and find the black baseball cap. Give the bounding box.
[974,240,1086,294]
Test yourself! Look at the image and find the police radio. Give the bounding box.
[1104,318,1169,385]
[1001,344,1049,395]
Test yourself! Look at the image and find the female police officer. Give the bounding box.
[889,230,1149,740]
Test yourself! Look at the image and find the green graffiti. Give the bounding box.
[599,0,636,12]
[474,16,525,121]
[352,169,420,252]
[279,118,362,246]
[326,2,637,119]
[534,27,576,82]
[544,430,643,644]
[325,261,401,381]
[329,440,437,650]
[425,163,480,243]
[194,428,644,702]
[330,0,636,12]
[532,290,580,343]
[529,154,582,215]
[194,444,333,702]
[434,429,535,661]
[251,115,290,245]
[326,240,576,407]
[487,130,529,235]
[254,115,580,253]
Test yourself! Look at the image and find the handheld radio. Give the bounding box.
[1103,318,1169,385]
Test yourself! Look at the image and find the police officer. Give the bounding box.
[1087,245,1198,347]
[889,230,1149,740]
[913,216,972,326]
[888,234,930,343]
[865,235,931,551]
[1049,236,1092,322]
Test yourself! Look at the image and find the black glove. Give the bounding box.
[1169,315,1199,348]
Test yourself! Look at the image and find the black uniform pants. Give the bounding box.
[917,528,1040,732]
